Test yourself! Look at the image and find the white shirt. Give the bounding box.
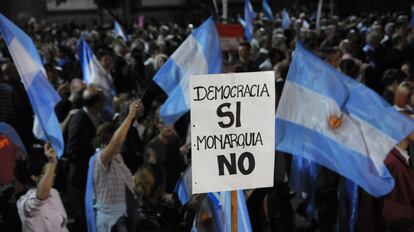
[17,188,68,232]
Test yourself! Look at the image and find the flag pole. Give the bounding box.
[231,190,238,232]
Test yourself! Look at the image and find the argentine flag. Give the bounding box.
[0,14,64,157]
[244,0,255,42]
[262,0,274,21]
[192,191,252,232]
[281,9,291,30]
[174,166,192,205]
[114,20,127,42]
[77,38,116,118]
[276,41,414,197]
[153,17,221,125]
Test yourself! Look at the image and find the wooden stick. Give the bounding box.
[231,190,238,232]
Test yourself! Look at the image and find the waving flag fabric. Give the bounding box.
[281,9,291,30]
[85,152,97,232]
[262,0,274,21]
[192,190,252,232]
[114,20,127,42]
[276,41,414,197]
[174,166,192,205]
[77,37,116,119]
[0,122,28,156]
[244,0,255,42]
[153,17,221,125]
[0,13,64,157]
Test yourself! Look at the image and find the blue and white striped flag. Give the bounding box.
[244,0,255,42]
[193,191,252,232]
[85,152,98,232]
[153,17,221,125]
[114,20,127,42]
[276,41,414,197]
[262,0,274,21]
[281,9,291,30]
[0,13,64,157]
[77,38,116,118]
[174,166,192,205]
[238,14,246,27]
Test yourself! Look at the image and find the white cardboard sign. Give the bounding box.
[190,71,275,193]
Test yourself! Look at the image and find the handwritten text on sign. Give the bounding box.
[191,71,275,193]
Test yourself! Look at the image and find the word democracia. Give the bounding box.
[193,83,270,101]
[195,132,263,151]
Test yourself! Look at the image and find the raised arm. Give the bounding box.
[101,100,142,167]
[36,143,57,200]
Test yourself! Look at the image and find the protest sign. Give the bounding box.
[190,71,275,193]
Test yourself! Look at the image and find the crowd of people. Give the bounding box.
[0,5,414,232]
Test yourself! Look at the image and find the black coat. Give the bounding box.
[64,109,96,189]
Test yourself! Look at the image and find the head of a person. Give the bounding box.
[97,50,113,71]
[339,39,354,55]
[1,62,19,82]
[113,93,131,114]
[133,164,165,199]
[366,32,382,48]
[113,42,128,56]
[339,59,358,79]
[82,86,104,112]
[44,63,59,87]
[382,69,405,93]
[384,22,395,36]
[273,61,290,80]
[238,41,251,62]
[401,61,414,81]
[394,82,414,109]
[14,146,51,188]
[148,41,160,57]
[258,36,270,50]
[155,109,174,139]
[392,34,408,50]
[70,78,87,106]
[130,46,143,60]
[154,54,168,70]
[94,122,116,148]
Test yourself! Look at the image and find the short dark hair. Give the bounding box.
[83,86,103,107]
[382,69,405,87]
[14,146,48,187]
[94,122,116,147]
[239,41,251,50]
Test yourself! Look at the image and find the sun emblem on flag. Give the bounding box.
[328,115,342,129]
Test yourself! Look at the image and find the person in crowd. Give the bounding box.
[382,111,414,230]
[233,41,259,72]
[129,164,180,231]
[393,82,414,112]
[118,97,146,174]
[381,69,406,105]
[91,99,142,232]
[56,78,87,125]
[0,122,26,232]
[0,62,34,151]
[15,142,68,232]
[112,42,137,94]
[64,86,103,231]
[145,111,186,194]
